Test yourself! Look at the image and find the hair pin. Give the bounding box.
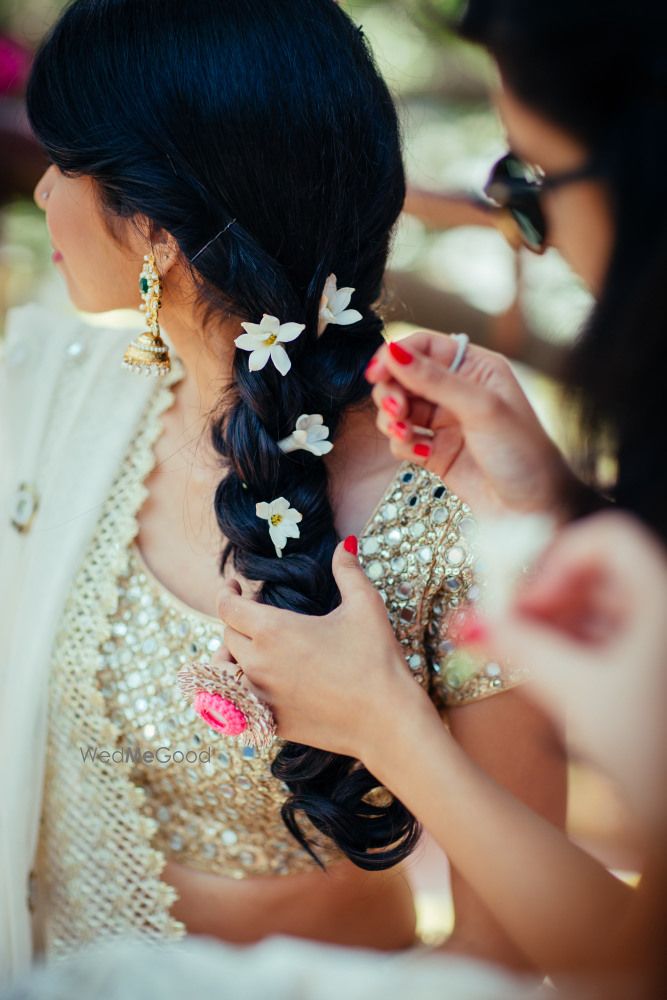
[190,218,237,263]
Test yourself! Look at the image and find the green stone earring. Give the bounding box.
[122,251,171,376]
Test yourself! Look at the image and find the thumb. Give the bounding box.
[331,535,375,602]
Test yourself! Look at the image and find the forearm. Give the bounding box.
[362,692,632,974]
[442,690,567,971]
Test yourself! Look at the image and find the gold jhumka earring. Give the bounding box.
[122,251,171,375]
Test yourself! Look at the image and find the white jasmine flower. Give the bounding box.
[256,497,303,558]
[235,314,305,376]
[278,414,334,457]
[318,274,363,336]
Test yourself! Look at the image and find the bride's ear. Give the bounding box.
[129,215,181,276]
[150,229,181,277]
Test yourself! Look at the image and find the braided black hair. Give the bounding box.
[27,0,421,868]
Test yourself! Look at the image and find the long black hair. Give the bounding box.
[27,0,420,869]
[456,0,667,540]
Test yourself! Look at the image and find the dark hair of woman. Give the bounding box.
[458,0,667,541]
[26,0,420,869]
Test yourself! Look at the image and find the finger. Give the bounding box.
[387,418,415,445]
[372,379,436,431]
[375,409,425,458]
[218,581,287,638]
[366,328,456,384]
[518,558,619,639]
[383,340,502,429]
[375,399,440,450]
[210,644,236,668]
[408,431,464,471]
[365,353,389,384]
[388,330,462,366]
[242,674,271,703]
[373,382,409,421]
[384,330,462,369]
[332,536,384,605]
[208,641,271,699]
[375,405,464,475]
[222,623,255,668]
[376,407,411,445]
[383,430,421,464]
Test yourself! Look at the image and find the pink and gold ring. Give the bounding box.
[178,661,276,750]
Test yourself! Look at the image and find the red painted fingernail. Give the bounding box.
[364,357,379,379]
[389,342,414,365]
[343,535,358,556]
[381,396,400,417]
[389,420,409,441]
[413,442,431,458]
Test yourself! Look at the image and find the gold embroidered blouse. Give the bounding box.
[32,352,527,959]
[96,537,340,882]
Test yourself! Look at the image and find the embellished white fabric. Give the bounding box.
[1,304,168,984]
[30,358,189,958]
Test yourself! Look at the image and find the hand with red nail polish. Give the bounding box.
[370,329,577,521]
[216,537,430,760]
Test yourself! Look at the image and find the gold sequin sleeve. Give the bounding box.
[356,463,528,708]
[419,485,531,709]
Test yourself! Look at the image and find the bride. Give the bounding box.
[0,0,563,982]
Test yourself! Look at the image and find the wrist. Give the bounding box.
[360,669,446,783]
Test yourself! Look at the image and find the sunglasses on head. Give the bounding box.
[483,152,599,254]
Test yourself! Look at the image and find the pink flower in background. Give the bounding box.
[0,35,32,96]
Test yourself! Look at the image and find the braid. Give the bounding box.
[196,230,420,868]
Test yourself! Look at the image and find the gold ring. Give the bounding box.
[178,660,276,750]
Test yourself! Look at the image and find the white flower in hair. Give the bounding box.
[318,273,363,336]
[235,314,305,376]
[278,414,333,457]
[256,497,303,558]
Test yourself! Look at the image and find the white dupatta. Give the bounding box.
[0,302,164,985]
